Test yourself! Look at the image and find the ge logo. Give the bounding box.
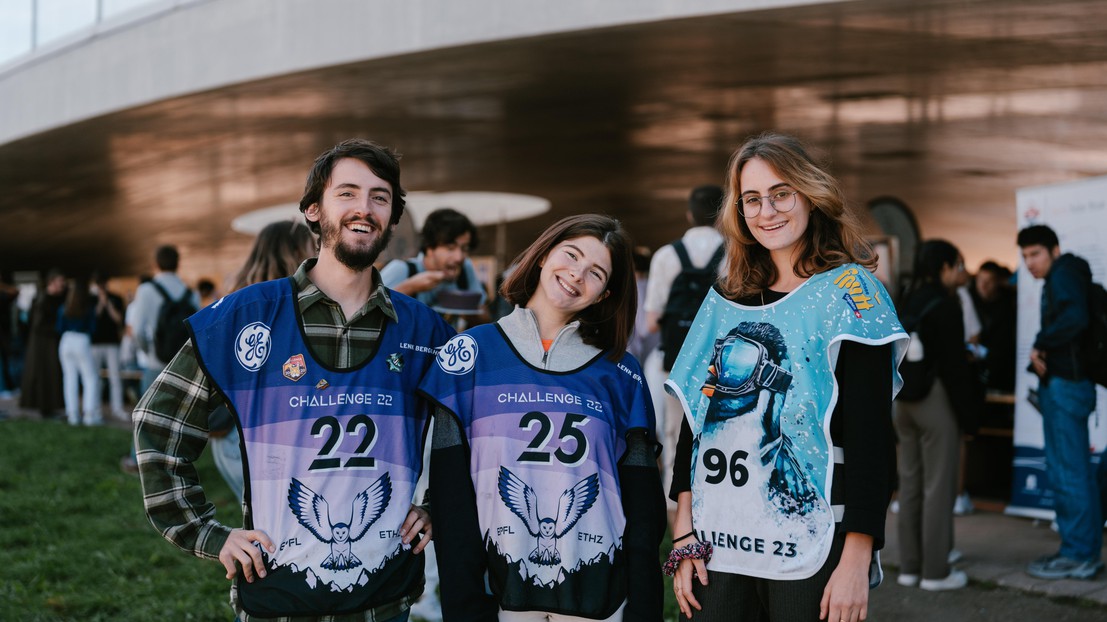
[235,322,272,372]
[436,334,477,375]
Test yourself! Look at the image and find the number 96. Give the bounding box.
[702,448,749,486]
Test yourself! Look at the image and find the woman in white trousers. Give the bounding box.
[56,278,100,425]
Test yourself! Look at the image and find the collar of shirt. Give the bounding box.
[291,258,398,324]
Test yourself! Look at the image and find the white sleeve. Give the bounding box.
[643,245,680,314]
[379,259,411,288]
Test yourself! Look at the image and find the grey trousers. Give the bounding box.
[893,380,960,580]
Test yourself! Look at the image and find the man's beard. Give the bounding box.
[322,216,393,272]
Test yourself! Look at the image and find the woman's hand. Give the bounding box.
[400,504,432,553]
[674,555,708,619]
[820,533,873,622]
[671,491,707,618]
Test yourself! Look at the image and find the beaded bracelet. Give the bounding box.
[662,541,713,577]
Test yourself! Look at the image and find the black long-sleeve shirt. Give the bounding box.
[905,283,984,433]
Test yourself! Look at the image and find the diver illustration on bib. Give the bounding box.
[498,467,599,566]
[699,321,818,515]
[287,473,392,571]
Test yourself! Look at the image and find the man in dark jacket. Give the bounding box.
[1018,224,1102,580]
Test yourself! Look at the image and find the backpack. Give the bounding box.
[149,281,198,362]
[1083,280,1107,388]
[659,240,724,371]
[896,296,943,402]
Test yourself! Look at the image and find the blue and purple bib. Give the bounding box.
[419,323,654,618]
[189,278,453,617]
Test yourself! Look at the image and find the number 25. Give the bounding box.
[518,412,590,466]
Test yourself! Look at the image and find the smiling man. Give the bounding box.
[133,138,455,622]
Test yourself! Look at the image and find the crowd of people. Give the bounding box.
[3,132,1103,622]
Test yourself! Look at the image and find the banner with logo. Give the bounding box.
[1008,177,1107,517]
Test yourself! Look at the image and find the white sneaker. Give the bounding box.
[953,492,974,516]
[897,573,919,587]
[920,570,968,591]
[948,549,963,564]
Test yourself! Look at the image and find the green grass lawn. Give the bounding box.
[0,419,239,621]
[0,418,681,621]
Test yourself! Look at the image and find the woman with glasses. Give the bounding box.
[666,133,909,622]
[420,214,666,622]
[892,240,982,591]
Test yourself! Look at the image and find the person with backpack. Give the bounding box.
[1018,224,1103,581]
[642,184,724,514]
[380,207,487,323]
[893,240,983,592]
[126,245,199,395]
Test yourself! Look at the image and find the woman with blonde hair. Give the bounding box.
[666,133,908,622]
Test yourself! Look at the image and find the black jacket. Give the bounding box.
[903,283,983,434]
[1036,253,1093,381]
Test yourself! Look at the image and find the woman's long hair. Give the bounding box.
[499,214,636,359]
[717,132,875,299]
[903,239,961,299]
[231,220,317,292]
[62,277,90,320]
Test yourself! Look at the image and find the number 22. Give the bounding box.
[308,415,378,471]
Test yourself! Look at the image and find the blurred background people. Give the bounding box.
[894,240,983,591]
[197,277,218,308]
[642,184,724,517]
[209,219,317,501]
[56,276,100,426]
[380,207,487,328]
[0,270,18,398]
[20,269,67,418]
[127,245,198,396]
[627,246,659,363]
[1018,224,1102,581]
[969,260,1017,393]
[90,272,127,421]
[121,247,197,473]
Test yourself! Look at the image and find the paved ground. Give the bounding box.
[3,391,1106,620]
[869,500,1107,620]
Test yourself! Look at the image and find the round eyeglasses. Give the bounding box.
[737,189,798,218]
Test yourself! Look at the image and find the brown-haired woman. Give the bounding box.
[666,133,909,622]
[56,276,100,425]
[421,214,666,622]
